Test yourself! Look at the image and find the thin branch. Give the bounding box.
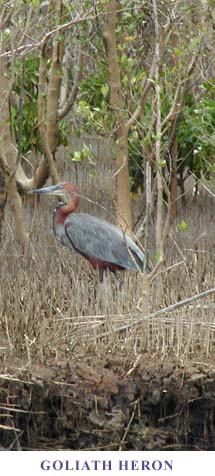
[0,405,46,414]
[59,47,84,120]
[150,259,185,282]
[0,11,95,59]
[41,11,95,47]
[125,58,156,131]
[0,424,21,432]
[99,287,215,337]
[119,402,138,450]
[125,18,170,132]
[0,5,13,31]
[0,155,10,177]
[162,54,197,131]
[161,82,181,129]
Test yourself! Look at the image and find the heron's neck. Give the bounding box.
[54,193,79,225]
[63,193,79,215]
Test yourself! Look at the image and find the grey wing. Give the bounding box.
[64,213,145,271]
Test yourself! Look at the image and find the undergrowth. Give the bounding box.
[0,166,215,367]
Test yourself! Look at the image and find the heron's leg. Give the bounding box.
[97,269,107,303]
[97,269,111,305]
[96,270,116,334]
[99,268,106,283]
[113,271,122,291]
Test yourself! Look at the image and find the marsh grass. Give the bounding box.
[0,165,215,367]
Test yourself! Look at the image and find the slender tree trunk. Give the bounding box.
[115,126,132,230]
[169,131,178,220]
[104,0,132,230]
[37,0,64,185]
[168,32,180,220]
[0,58,28,245]
[152,0,163,258]
[38,41,59,185]
[0,160,8,241]
[47,0,64,155]
[143,158,152,264]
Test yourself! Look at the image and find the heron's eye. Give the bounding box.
[54,201,65,211]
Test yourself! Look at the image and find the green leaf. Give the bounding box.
[155,253,161,262]
[157,159,166,167]
[178,220,188,231]
[173,47,183,57]
[101,84,109,97]
[82,143,91,158]
[121,53,127,65]
[71,150,82,162]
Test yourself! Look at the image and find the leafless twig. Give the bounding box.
[99,287,215,337]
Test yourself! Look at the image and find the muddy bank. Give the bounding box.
[0,353,215,450]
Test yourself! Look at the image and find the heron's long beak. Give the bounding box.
[28,184,65,196]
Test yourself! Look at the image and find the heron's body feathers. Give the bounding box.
[54,211,145,272]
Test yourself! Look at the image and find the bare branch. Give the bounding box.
[161,54,197,130]
[125,58,156,131]
[0,5,13,31]
[0,11,95,59]
[125,17,170,132]
[58,47,84,120]
[161,83,181,129]
[99,287,215,337]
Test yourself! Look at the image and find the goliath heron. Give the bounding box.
[29,182,146,280]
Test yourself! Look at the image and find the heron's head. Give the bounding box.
[28,181,79,198]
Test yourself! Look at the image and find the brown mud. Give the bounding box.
[0,352,215,450]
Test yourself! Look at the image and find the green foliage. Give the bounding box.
[12,56,69,155]
[128,130,144,193]
[76,61,112,134]
[12,57,40,154]
[59,120,69,147]
[178,91,215,179]
[70,143,94,163]
[80,60,109,108]
[128,83,215,193]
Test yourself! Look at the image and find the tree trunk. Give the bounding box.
[152,0,163,258]
[47,4,64,155]
[38,0,64,185]
[168,32,179,221]
[0,161,8,241]
[143,158,152,267]
[141,273,151,316]
[38,41,59,185]
[115,126,132,231]
[169,132,178,220]
[0,58,28,245]
[104,0,132,231]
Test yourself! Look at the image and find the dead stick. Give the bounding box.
[100,287,215,336]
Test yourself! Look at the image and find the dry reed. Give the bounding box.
[0,162,215,367]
